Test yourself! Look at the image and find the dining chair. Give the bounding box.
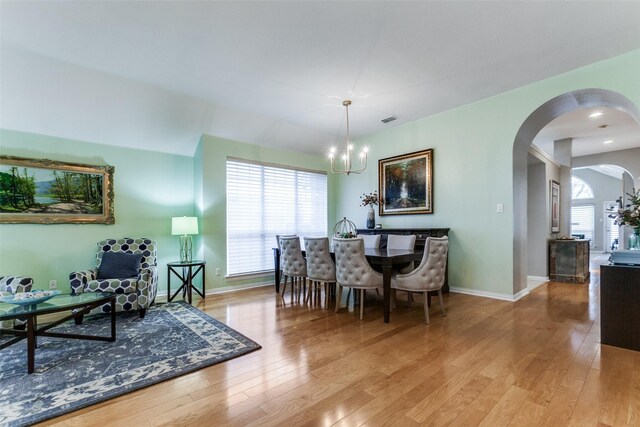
[276,234,296,287]
[391,236,448,324]
[279,236,307,303]
[303,237,336,308]
[333,237,383,320]
[356,234,381,249]
[387,234,417,273]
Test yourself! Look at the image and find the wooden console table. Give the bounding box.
[600,264,640,351]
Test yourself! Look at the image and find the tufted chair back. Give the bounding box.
[280,236,307,277]
[304,237,335,282]
[95,238,157,269]
[276,234,296,269]
[356,234,381,249]
[391,236,448,324]
[394,236,448,292]
[333,237,381,288]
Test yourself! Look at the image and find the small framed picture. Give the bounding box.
[550,180,560,233]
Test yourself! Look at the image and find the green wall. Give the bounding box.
[0,129,195,295]
[2,49,638,299]
[333,49,640,298]
[195,134,336,291]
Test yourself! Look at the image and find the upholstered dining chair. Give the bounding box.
[387,234,417,274]
[356,234,381,249]
[69,238,158,319]
[391,236,449,324]
[276,234,296,288]
[0,275,33,330]
[303,237,336,308]
[333,237,384,320]
[279,236,307,303]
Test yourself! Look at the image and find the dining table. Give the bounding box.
[273,246,423,323]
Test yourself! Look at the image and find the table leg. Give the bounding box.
[167,265,172,302]
[187,266,193,304]
[27,316,35,374]
[382,265,393,323]
[110,299,116,341]
[273,248,281,293]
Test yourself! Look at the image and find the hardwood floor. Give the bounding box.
[39,262,640,426]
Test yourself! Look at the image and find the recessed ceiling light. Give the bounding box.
[589,111,603,118]
[603,140,613,144]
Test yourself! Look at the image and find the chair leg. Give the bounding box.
[360,289,365,320]
[335,285,343,313]
[139,308,146,319]
[305,280,312,304]
[391,288,397,310]
[438,289,446,316]
[423,291,430,324]
[281,275,288,299]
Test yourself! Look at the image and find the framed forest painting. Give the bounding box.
[378,149,433,215]
[0,156,114,224]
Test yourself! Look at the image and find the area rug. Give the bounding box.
[0,301,261,427]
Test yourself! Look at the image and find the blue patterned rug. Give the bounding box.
[0,301,261,427]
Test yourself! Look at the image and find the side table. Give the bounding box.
[167,260,206,304]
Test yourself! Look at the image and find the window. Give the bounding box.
[571,204,595,243]
[226,158,327,276]
[571,176,594,199]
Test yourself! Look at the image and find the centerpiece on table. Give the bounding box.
[610,189,640,250]
[360,191,379,230]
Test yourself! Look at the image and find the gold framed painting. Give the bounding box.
[0,155,115,224]
[378,149,433,215]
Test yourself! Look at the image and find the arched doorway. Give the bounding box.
[512,89,640,294]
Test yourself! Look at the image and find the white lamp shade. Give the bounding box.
[171,216,198,235]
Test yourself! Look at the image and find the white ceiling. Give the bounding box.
[532,107,640,158]
[1,1,640,156]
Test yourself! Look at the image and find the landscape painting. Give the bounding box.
[0,156,114,224]
[378,149,433,215]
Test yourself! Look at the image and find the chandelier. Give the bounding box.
[329,100,368,175]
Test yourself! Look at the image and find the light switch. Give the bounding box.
[496,203,504,213]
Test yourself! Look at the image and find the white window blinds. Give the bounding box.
[226,158,327,276]
[571,204,595,243]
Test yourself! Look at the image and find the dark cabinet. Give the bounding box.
[549,239,590,283]
[600,264,640,351]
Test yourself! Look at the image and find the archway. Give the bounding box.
[512,89,640,294]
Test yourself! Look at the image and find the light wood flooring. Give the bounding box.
[39,262,640,426]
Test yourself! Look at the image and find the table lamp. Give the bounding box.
[171,216,198,262]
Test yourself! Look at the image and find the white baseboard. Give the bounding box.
[449,286,529,302]
[527,276,549,292]
[156,281,273,299]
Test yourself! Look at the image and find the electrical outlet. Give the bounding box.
[49,280,57,289]
[215,268,221,276]
[496,203,504,213]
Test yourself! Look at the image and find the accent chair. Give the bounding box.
[69,238,157,318]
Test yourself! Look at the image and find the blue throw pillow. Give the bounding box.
[97,252,143,280]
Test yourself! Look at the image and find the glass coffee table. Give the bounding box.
[0,292,116,373]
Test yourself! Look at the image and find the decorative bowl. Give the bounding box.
[0,290,61,305]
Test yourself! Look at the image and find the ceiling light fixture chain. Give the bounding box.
[329,100,368,175]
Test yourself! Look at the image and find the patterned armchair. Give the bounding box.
[0,275,33,330]
[69,238,157,318]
